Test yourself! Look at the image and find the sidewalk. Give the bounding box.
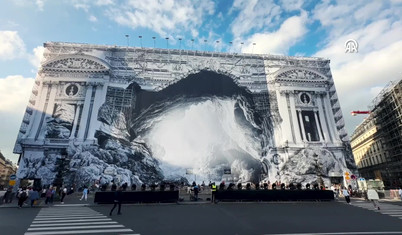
[0,192,96,208]
[0,190,211,208]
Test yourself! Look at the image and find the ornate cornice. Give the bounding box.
[42,54,110,74]
[274,67,329,84]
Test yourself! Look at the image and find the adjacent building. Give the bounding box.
[351,79,402,188]
[0,151,17,189]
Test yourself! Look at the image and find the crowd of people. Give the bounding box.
[1,185,72,208]
[3,181,401,209]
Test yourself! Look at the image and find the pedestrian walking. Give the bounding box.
[367,189,380,210]
[342,187,351,204]
[398,187,402,201]
[109,186,123,216]
[330,184,338,199]
[29,188,39,207]
[80,186,89,201]
[45,187,53,205]
[50,187,56,204]
[60,186,67,204]
[17,188,28,208]
[193,185,199,201]
[3,187,11,203]
[41,188,46,198]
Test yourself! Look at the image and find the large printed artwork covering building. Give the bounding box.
[14,42,356,188]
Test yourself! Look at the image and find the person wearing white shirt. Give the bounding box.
[342,187,350,204]
[330,185,338,199]
[60,187,67,204]
[398,187,402,201]
[367,189,380,210]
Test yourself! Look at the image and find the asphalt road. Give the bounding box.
[0,207,40,235]
[92,201,402,235]
[1,201,401,235]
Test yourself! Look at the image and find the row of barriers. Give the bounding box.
[94,189,335,204]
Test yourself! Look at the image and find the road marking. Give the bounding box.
[25,207,136,234]
[32,218,112,224]
[25,229,134,235]
[35,214,103,218]
[266,232,402,235]
[30,221,118,227]
[339,200,402,220]
[34,215,107,220]
[28,224,124,231]
[54,204,90,207]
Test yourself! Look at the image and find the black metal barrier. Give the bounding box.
[94,191,179,204]
[215,190,334,201]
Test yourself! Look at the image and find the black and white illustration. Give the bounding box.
[13,43,356,188]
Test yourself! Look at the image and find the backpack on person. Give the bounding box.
[20,191,27,199]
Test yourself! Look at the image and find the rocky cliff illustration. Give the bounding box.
[14,42,356,189]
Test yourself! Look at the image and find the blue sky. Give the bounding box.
[0,0,401,164]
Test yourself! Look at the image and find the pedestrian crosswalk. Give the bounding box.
[345,200,402,220]
[25,207,139,235]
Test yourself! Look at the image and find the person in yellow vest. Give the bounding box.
[211,182,217,203]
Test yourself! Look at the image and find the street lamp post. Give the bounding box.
[152,36,156,49]
[165,37,169,49]
[125,35,130,47]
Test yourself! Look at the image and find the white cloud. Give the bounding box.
[0,31,26,60]
[35,0,45,11]
[74,3,90,12]
[313,0,402,134]
[230,0,281,38]
[89,15,98,22]
[105,0,215,37]
[279,0,304,12]
[0,75,35,114]
[95,0,115,5]
[370,86,385,98]
[29,46,45,69]
[241,11,308,54]
[0,75,35,164]
[13,0,46,11]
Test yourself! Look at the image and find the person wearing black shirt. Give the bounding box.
[110,187,123,216]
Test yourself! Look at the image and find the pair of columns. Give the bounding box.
[278,90,339,145]
[27,82,106,142]
[296,109,324,142]
[76,83,106,141]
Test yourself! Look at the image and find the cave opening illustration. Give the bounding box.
[126,70,271,183]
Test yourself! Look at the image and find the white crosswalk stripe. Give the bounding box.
[25,207,139,234]
[340,200,402,220]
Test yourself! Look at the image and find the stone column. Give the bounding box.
[297,110,307,141]
[87,84,105,141]
[28,84,49,139]
[289,92,302,144]
[45,84,57,116]
[314,110,324,141]
[277,90,293,144]
[38,83,58,140]
[70,104,81,139]
[317,93,332,143]
[25,83,45,137]
[77,85,93,140]
[324,92,341,142]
